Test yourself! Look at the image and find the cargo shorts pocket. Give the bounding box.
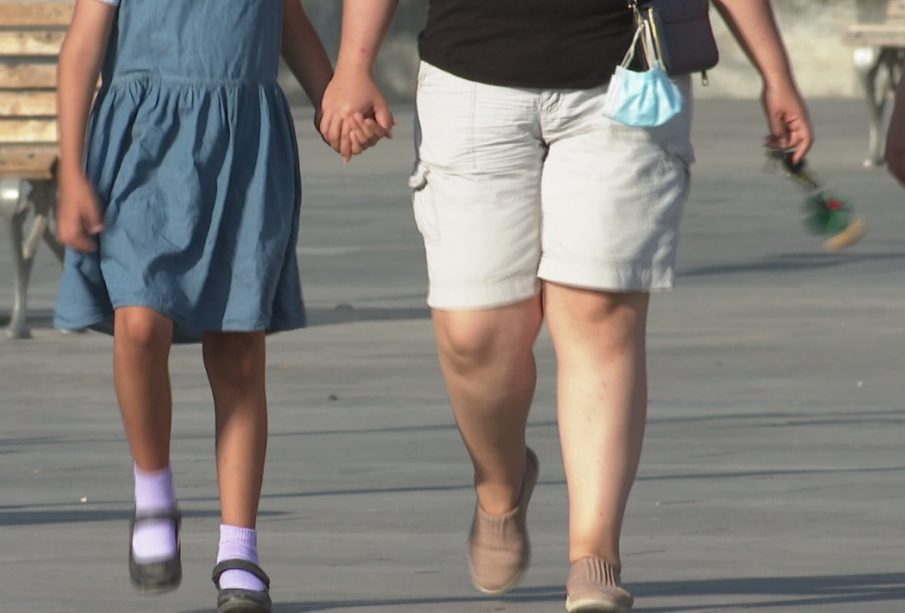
[409,163,440,243]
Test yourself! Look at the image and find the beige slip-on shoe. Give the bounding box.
[467,447,540,595]
[565,556,634,613]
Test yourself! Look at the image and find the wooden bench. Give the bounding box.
[0,2,71,338]
[847,0,905,167]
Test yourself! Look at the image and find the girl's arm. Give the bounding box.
[281,0,333,113]
[56,0,116,252]
[712,0,813,163]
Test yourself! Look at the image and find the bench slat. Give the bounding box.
[0,4,73,28]
[850,23,905,34]
[0,145,57,180]
[0,64,56,89]
[0,119,57,144]
[848,25,905,48]
[0,31,65,56]
[0,91,57,117]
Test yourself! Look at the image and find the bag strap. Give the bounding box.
[620,14,661,70]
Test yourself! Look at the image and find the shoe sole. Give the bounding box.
[565,596,631,613]
[131,571,181,594]
[134,581,181,595]
[470,549,531,595]
[219,603,271,613]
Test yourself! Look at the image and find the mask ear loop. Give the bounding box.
[619,21,645,69]
[620,17,662,71]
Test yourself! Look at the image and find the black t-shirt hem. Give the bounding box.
[419,41,614,91]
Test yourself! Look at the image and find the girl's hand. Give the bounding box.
[762,79,813,164]
[315,107,387,159]
[320,68,394,162]
[346,113,391,159]
[56,0,115,251]
[57,172,104,253]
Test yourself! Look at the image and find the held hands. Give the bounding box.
[57,171,104,253]
[319,67,395,162]
[762,79,813,164]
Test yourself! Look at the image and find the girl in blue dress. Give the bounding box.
[55,1,383,610]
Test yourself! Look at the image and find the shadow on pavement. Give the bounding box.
[258,478,566,503]
[638,464,905,483]
[182,584,565,613]
[180,573,905,612]
[680,251,905,278]
[306,305,430,327]
[636,572,905,611]
[0,508,285,527]
[0,304,431,333]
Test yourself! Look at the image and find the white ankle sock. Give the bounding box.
[216,524,267,592]
[131,465,178,563]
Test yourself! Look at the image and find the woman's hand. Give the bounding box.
[713,0,814,163]
[56,171,104,253]
[762,79,813,163]
[319,67,394,162]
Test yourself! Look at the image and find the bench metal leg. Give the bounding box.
[853,46,905,167]
[0,180,62,339]
[1,180,34,338]
[28,182,64,264]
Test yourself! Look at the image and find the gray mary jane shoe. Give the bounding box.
[213,559,273,613]
[128,506,182,593]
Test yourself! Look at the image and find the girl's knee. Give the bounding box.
[203,332,265,384]
[115,308,172,352]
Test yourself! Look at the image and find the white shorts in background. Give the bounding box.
[410,61,694,310]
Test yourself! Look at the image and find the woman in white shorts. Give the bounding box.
[321,1,812,610]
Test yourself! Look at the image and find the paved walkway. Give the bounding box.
[1,100,904,612]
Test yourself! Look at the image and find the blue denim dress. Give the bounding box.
[55,0,305,342]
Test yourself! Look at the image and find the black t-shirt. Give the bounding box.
[419,0,634,89]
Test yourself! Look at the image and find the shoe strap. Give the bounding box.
[130,507,181,529]
[212,559,271,588]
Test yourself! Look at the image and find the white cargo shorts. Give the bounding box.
[410,61,694,310]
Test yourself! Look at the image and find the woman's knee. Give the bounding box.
[546,286,649,348]
[435,316,497,369]
[433,302,541,372]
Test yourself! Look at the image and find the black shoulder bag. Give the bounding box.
[632,0,720,78]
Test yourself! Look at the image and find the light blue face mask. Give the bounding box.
[603,21,684,128]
